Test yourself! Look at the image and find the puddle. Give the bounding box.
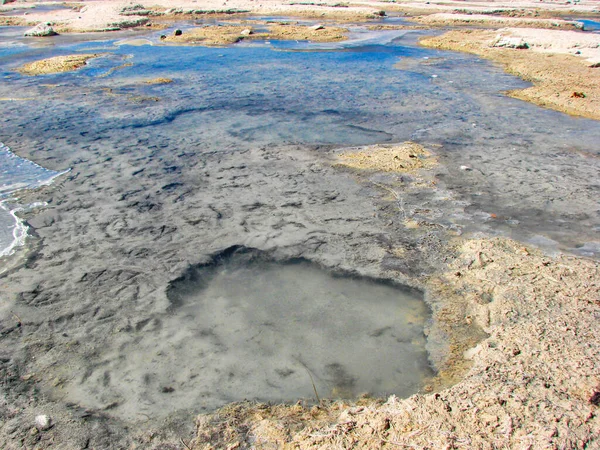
[577,19,600,32]
[58,248,431,421]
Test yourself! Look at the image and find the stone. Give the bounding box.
[310,24,325,31]
[492,35,529,49]
[24,22,58,37]
[34,415,52,431]
[240,28,252,36]
[173,29,182,36]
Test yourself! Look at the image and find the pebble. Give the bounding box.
[35,415,52,431]
[460,165,472,171]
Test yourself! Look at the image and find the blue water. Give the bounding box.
[0,22,599,258]
[578,19,600,32]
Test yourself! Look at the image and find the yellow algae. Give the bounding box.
[336,142,437,174]
[18,54,99,76]
[143,77,174,84]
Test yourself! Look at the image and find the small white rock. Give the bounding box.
[35,415,52,431]
[460,165,472,171]
[240,28,252,36]
[492,35,529,49]
[310,24,325,31]
[24,22,58,37]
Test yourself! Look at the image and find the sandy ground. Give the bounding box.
[1,0,600,449]
[162,23,349,45]
[414,12,585,29]
[17,54,99,75]
[336,142,437,175]
[420,29,600,120]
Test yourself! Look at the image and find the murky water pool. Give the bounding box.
[61,248,430,420]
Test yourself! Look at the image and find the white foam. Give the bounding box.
[0,201,28,258]
[0,141,70,258]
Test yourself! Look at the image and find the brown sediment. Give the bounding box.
[264,23,348,42]
[0,97,36,101]
[143,77,174,84]
[162,24,349,45]
[95,61,133,78]
[0,16,29,26]
[190,237,600,449]
[17,54,99,76]
[420,30,600,121]
[128,95,160,103]
[336,142,437,174]
[162,25,252,45]
[413,13,585,30]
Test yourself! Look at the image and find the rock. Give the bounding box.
[34,415,52,431]
[240,28,252,36]
[310,24,324,31]
[24,22,58,37]
[173,29,182,36]
[460,165,472,171]
[160,34,167,40]
[492,35,529,49]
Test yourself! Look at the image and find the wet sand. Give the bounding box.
[1,0,600,448]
